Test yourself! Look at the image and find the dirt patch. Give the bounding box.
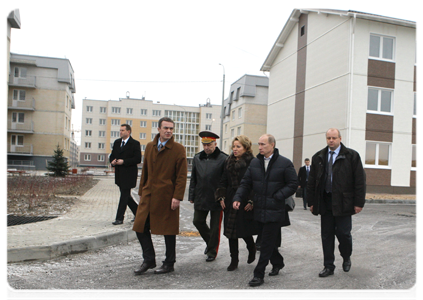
[7,176,98,217]
[366,193,416,200]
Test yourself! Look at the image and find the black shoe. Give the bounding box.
[206,256,215,262]
[342,258,351,272]
[112,220,123,225]
[227,260,238,271]
[204,247,208,255]
[319,268,334,277]
[134,262,156,275]
[154,264,174,274]
[247,245,256,264]
[269,264,284,276]
[249,277,264,287]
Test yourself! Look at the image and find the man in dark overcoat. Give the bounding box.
[297,158,311,210]
[233,134,298,287]
[132,117,187,275]
[110,124,141,225]
[189,131,227,262]
[307,128,366,277]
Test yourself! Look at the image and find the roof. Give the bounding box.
[260,8,416,72]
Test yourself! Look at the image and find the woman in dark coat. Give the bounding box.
[215,135,258,271]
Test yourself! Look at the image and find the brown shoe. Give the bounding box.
[154,264,174,274]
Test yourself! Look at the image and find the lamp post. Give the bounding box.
[219,63,225,149]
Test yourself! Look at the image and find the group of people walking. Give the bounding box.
[110,117,366,287]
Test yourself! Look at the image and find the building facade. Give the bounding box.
[80,96,221,169]
[261,9,416,193]
[7,53,76,170]
[221,74,269,154]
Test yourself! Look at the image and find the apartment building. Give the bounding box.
[7,53,76,171]
[261,9,416,193]
[221,75,269,155]
[80,96,221,169]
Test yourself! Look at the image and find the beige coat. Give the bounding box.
[132,135,187,235]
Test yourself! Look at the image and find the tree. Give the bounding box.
[46,145,70,177]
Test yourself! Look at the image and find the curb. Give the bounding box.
[7,228,137,263]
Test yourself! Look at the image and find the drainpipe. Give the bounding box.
[347,13,357,147]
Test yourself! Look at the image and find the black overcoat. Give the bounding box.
[109,136,141,189]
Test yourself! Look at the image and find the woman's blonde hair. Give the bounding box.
[232,135,253,155]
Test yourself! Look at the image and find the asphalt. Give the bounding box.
[7,176,416,263]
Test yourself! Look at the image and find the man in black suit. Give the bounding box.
[307,128,366,278]
[110,124,141,225]
[297,158,310,210]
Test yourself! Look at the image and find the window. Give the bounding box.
[140,133,146,139]
[237,126,241,135]
[206,113,212,119]
[140,109,147,115]
[141,145,146,151]
[369,34,395,61]
[85,130,92,136]
[238,107,242,118]
[367,88,393,114]
[301,25,305,36]
[127,108,133,114]
[152,122,158,128]
[86,106,93,112]
[231,128,234,138]
[11,134,24,146]
[99,119,106,125]
[99,131,105,137]
[225,124,227,133]
[413,93,420,117]
[84,154,91,161]
[111,131,119,138]
[365,142,391,167]
[151,133,157,140]
[86,118,93,124]
[13,90,26,101]
[14,67,27,78]
[235,87,241,100]
[85,142,91,149]
[112,107,121,114]
[412,145,416,168]
[98,155,105,161]
[153,110,161,117]
[12,112,25,123]
[126,120,132,126]
[140,121,147,127]
[98,143,105,149]
[205,125,211,130]
[100,107,107,113]
[111,119,120,126]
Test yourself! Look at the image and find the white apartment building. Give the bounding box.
[261,9,416,193]
[80,96,221,169]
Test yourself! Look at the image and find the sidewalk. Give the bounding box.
[7,176,416,263]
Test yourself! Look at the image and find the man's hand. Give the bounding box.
[220,200,226,210]
[354,206,363,214]
[171,198,180,210]
[233,201,241,210]
[310,205,313,213]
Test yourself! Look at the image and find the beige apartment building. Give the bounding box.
[221,74,269,155]
[261,9,416,193]
[80,96,221,169]
[7,53,76,170]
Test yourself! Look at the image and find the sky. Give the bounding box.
[3,0,419,145]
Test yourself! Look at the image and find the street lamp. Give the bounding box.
[219,63,225,149]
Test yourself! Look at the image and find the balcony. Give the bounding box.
[8,74,36,88]
[8,144,33,155]
[7,120,34,133]
[8,98,35,111]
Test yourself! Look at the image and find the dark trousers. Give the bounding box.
[253,221,284,279]
[229,236,255,259]
[192,210,223,257]
[136,214,176,265]
[115,187,138,221]
[302,186,307,209]
[321,195,352,270]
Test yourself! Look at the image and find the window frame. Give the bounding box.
[369,34,396,62]
[365,141,392,169]
[367,87,394,115]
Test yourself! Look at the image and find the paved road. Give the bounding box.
[7,184,417,298]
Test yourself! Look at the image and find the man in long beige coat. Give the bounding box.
[132,117,187,275]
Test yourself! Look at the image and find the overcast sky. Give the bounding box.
[3,0,420,143]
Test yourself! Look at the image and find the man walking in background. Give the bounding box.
[298,158,311,210]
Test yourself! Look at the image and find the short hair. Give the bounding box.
[158,117,174,128]
[121,124,132,133]
[326,128,341,138]
[232,135,253,155]
[305,158,310,162]
[261,134,276,148]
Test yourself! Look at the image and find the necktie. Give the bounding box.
[120,141,125,148]
[306,166,309,180]
[158,143,163,151]
[325,151,334,192]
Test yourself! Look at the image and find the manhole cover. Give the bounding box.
[7,215,58,227]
